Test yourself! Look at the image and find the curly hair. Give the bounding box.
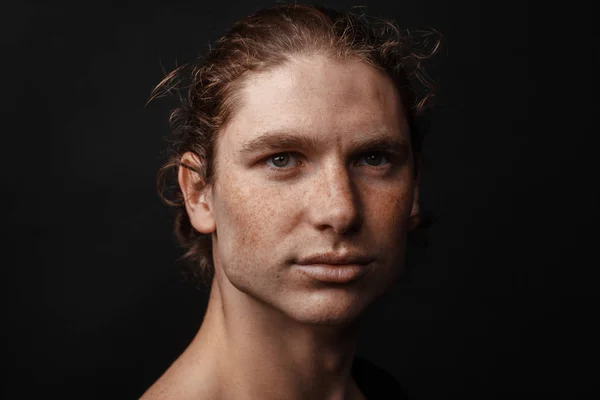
[150,4,441,288]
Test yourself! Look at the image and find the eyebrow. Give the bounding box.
[239,129,409,156]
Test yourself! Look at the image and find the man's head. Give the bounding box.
[154,5,439,311]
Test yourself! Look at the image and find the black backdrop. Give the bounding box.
[3,1,598,399]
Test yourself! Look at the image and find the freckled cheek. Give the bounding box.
[369,192,411,272]
[220,183,294,248]
[369,189,412,236]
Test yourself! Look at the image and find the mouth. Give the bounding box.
[293,263,371,283]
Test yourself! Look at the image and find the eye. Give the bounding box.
[355,152,391,168]
[264,152,301,170]
[263,151,393,173]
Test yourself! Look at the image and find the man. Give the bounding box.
[143,4,438,399]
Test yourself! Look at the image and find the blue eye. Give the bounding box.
[265,152,300,169]
[263,151,392,173]
[356,153,390,167]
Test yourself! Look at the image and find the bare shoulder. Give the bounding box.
[139,354,220,400]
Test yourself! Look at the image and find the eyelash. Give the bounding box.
[262,151,395,173]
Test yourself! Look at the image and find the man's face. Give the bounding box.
[197,54,418,325]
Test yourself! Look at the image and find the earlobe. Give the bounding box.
[178,152,216,234]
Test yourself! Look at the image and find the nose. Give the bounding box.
[308,162,363,234]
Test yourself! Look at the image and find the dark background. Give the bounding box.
[3,0,598,399]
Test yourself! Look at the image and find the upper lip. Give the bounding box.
[296,252,374,266]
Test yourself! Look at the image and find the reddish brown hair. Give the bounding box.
[150,4,441,287]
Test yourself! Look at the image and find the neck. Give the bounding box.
[189,269,364,400]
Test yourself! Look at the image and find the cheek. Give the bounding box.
[372,188,413,267]
[371,185,413,225]
[365,185,414,263]
[217,176,289,255]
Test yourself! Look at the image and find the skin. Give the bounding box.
[141,53,420,400]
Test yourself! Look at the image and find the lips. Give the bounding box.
[295,251,373,266]
[294,263,371,283]
[294,251,374,283]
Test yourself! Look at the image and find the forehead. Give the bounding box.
[223,54,407,150]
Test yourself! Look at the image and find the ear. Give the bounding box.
[407,153,421,232]
[178,152,216,234]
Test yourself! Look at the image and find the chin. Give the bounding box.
[279,289,376,327]
[287,309,365,327]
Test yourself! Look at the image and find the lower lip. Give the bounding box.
[294,264,370,283]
